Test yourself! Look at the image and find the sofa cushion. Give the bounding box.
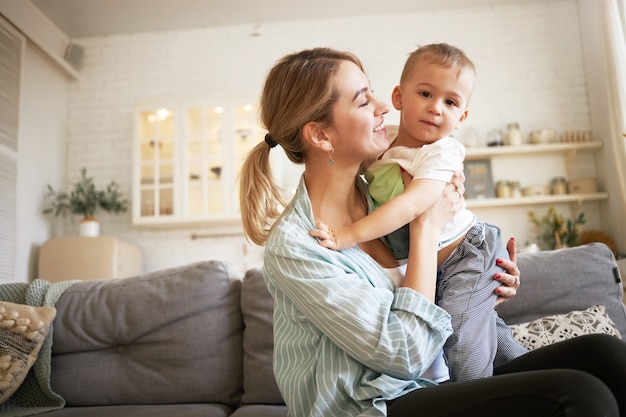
[509,304,621,350]
[50,261,244,407]
[497,243,626,336]
[240,268,284,405]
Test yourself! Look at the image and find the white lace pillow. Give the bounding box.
[0,301,56,404]
[509,305,621,351]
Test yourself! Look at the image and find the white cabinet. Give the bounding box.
[133,99,261,229]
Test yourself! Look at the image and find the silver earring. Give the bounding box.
[328,147,335,166]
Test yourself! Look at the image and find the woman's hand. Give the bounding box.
[449,168,465,199]
[402,168,465,233]
[494,237,521,306]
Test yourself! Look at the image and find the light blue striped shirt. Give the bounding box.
[263,176,453,417]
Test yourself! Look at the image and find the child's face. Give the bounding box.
[393,60,473,146]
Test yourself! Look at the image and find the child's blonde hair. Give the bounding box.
[400,43,476,99]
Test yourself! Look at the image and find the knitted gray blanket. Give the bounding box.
[0,279,78,417]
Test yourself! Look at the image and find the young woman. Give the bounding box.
[240,47,626,417]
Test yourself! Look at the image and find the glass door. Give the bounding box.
[184,104,224,218]
[137,107,176,220]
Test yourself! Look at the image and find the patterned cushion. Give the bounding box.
[0,301,56,404]
[509,305,621,351]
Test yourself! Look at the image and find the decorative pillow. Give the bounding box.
[509,305,621,351]
[0,301,56,404]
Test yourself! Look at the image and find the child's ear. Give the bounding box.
[391,86,403,111]
[454,109,469,130]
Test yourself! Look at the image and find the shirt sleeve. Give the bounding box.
[410,137,465,182]
[264,235,452,380]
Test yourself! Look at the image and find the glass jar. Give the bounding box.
[506,122,523,146]
[496,181,512,198]
[487,130,504,147]
[510,181,522,198]
[551,177,568,195]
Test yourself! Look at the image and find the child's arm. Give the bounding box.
[310,178,447,250]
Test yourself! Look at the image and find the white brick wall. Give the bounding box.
[65,0,598,274]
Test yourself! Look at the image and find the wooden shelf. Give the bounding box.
[465,141,602,160]
[466,192,608,209]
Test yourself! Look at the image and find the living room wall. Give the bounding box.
[12,43,69,283]
[51,0,613,274]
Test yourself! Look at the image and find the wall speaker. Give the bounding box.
[64,43,84,68]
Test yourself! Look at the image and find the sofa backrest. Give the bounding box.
[47,243,624,409]
[497,243,626,335]
[50,261,244,407]
[240,268,284,405]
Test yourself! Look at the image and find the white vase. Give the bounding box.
[79,216,100,237]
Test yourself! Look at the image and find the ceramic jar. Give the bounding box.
[79,215,100,237]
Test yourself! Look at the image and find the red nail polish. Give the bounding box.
[496,258,503,265]
[495,273,502,280]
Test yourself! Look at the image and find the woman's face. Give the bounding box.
[326,61,390,166]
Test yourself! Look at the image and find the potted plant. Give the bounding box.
[43,168,129,236]
[527,206,585,250]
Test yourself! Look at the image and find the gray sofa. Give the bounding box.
[31,243,626,416]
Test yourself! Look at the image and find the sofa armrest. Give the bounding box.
[496,243,626,336]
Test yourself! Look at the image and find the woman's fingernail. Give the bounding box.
[495,288,502,295]
[495,273,502,280]
[496,258,503,264]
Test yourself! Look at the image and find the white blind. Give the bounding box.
[0,16,23,281]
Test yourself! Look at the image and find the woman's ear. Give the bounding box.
[391,86,403,111]
[303,122,333,152]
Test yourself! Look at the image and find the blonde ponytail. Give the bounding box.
[239,141,286,245]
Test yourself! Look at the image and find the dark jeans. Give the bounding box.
[387,334,626,417]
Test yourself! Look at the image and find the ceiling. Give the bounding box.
[31,0,553,38]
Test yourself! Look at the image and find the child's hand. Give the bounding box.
[310,223,355,250]
[310,223,339,250]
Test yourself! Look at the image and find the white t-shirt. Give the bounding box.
[369,136,476,249]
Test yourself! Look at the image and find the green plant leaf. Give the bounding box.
[527,206,586,250]
[42,168,129,219]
